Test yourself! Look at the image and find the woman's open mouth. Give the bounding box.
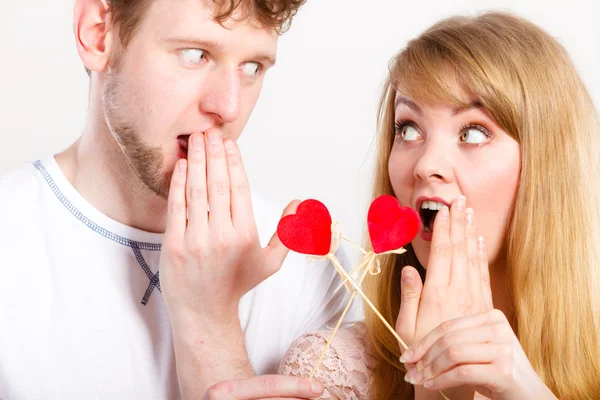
[418,200,449,241]
[419,201,444,232]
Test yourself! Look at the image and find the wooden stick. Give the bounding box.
[328,255,408,349]
[309,291,357,378]
[328,255,451,400]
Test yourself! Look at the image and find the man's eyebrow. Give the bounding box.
[163,37,224,50]
[162,37,276,67]
[452,100,484,115]
[394,96,423,115]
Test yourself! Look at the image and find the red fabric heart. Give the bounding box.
[368,195,421,254]
[277,199,333,256]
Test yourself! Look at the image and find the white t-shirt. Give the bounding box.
[0,157,361,400]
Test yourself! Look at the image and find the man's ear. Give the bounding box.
[74,0,115,74]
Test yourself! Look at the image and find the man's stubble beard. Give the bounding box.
[101,68,172,200]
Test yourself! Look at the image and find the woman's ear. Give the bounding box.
[74,0,115,74]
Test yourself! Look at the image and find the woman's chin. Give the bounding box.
[411,239,429,270]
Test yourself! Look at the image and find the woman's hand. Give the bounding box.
[401,310,557,400]
[396,196,556,399]
[395,196,492,399]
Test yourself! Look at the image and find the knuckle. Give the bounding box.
[439,320,454,335]
[227,156,242,168]
[425,286,446,307]
[447,345,462,363]
[481,272,491,286]
[467,257,478,269]
[231,183,249,196]
[493,323,510,339]
[401,288,420,302]
[458,294,473,313]
[434,244,451,258]
[188,186,208,201]
[500,344,513,359]
[169,200,186,215]
[490,309,507,322]
[499,363,513,382]
[206,381,232,395]
[440,334,453,349]
[188,153,206,165]
[261,376,280,392]
[187,239,205,257]
[212,180,229,196]
[451,242,465,254]
[456,365,472,382]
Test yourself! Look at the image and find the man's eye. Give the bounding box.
[241,62,260,77]
[181,49,206,64]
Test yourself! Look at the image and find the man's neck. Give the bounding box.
[55,84,168,234]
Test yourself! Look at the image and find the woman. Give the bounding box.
[280,11,600,400]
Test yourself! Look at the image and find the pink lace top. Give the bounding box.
[279,322,491,400]
[278,322,375,399]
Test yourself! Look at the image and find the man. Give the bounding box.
[0,0,357,398]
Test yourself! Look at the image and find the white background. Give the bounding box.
[1,0,598,242]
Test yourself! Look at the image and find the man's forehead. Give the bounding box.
[146,0,278,49]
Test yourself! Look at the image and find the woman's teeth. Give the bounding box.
[421,201,445,211]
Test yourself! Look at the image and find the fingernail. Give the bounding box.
[178,159,187,172]
[224,139,236,154]
[207,131,221,144]
[413,370,424,384]
[327,386,344,399]
[478,235,485,249]
[399,348,413,363]
[440,206,449,220]
[404,372,411,383]
[310,380,323,394]
[423,380,433,389]
[456,195,466,211]
[192,134,203,148]
[466,208,474,225]
[401,268,413,284]
[416,360,424,372]
[423,366,433,380]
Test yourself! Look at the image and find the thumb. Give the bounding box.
[396,266,423,348]
[263,200,301,274]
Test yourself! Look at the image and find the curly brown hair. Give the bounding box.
[109,0,307,48]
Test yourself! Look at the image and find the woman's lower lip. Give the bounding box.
[419,228,433,242]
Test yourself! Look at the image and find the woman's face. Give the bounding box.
[388,91,521,269]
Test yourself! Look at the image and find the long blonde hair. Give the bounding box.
[363,12,600,400]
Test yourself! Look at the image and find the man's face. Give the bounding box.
[102,0,278,198]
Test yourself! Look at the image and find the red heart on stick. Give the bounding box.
[277,199,333,256]
[368,195,420,254]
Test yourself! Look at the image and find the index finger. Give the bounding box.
[224,139,254,229]
[423,205,451,288]
[449,196,468,285]
[204,375,323,400]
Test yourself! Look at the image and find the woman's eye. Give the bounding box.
[241,62,260,77]
[181,49,206,64]
[460,127,489,144]
[400,124,421,141]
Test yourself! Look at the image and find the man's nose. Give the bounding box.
[199,68,241,125]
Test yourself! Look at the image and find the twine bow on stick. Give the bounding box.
[307,225,451,400]
[278,197,450,400]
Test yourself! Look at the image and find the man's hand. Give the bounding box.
[161,130,295,324]
[204,375,325,400]
[159,130,299,399]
